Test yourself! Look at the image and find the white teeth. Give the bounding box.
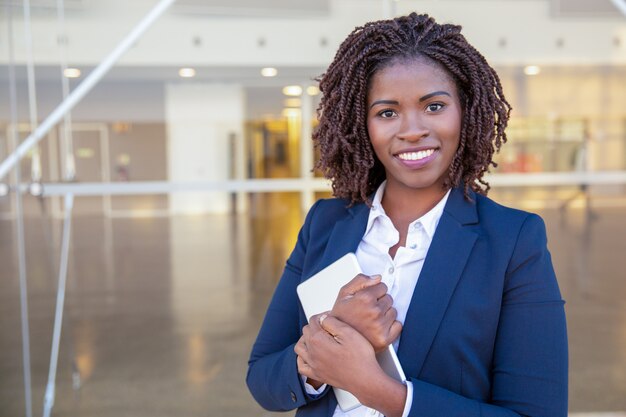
[397,149,435,161]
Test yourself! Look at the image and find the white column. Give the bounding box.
[300,85,315,213]
[165,83,245,214]
[233,129,248,214]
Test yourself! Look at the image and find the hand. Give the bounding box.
[331,274,402,352]
[294,313,381,392]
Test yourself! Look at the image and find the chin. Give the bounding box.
[394,172,449,192]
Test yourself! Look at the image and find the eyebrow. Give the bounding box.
[369,91,452,109]
[369,99,398,109]
[419,91,451,102]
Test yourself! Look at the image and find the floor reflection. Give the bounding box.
[0,190,625,416]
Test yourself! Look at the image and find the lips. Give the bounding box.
[396,149,436,161]
[393,147,439,169]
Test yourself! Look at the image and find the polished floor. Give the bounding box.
[1,190,625,416]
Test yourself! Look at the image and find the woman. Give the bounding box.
[247,13,568,417]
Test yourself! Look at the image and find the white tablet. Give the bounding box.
[296,253,406,412]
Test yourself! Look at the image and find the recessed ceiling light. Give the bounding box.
[306,86,320,96]
[178,67,196,78]
[261,67,278,77]
[63,68,81,78]
[524,65,541,76]
[282,85,302,96]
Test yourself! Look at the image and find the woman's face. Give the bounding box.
[366,59,462,198]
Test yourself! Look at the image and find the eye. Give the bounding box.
[426,103,444,112]
[378,109,397,118]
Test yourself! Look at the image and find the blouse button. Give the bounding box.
[409,243,417,249]
[388,266,395,274]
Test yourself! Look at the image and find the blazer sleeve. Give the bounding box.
[407,214,568,417]
[246,200,331,411]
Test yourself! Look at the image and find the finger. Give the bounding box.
[338,274,381,298]
[317,314,351,339]
[353,281,388,304]
[296,354,307,370]
[296,354,314,378]
[318,312,329,328]
[376,293,394,312]
[388,320,403,343]
[308,316,339,348]
[378,291,393,303]
[302,313,328,337]
[384,305,398,322]
[308,313,326,333]
[294,339,308,357]
[297,357,321,383]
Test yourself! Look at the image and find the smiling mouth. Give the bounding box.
[396,149,437,161]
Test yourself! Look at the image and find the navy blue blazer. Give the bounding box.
[247,187,568,417]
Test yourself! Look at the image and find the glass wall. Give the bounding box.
[1,1,626,416]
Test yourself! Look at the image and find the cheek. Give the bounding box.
[367,119,391,143]
[366,121,380,146]
[444,134,461,160]
[367,126,387,159]
[443,114,462,149]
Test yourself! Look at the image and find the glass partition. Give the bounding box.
[1,1,626,416]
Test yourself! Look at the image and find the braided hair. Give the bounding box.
[313,12,511,204]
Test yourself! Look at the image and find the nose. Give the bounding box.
[397,112,429,142]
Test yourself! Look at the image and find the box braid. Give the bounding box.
[313,12,512,204]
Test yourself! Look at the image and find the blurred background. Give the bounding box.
[0,0,625,416]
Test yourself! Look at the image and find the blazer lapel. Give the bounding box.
[397,188,479,377]
[316,202,370,274]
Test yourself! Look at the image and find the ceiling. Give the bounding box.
[3,0,624,19]
[2,0,331,17]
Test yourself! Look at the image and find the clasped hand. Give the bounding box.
[294,274,402,390]
[331,274,402,353]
